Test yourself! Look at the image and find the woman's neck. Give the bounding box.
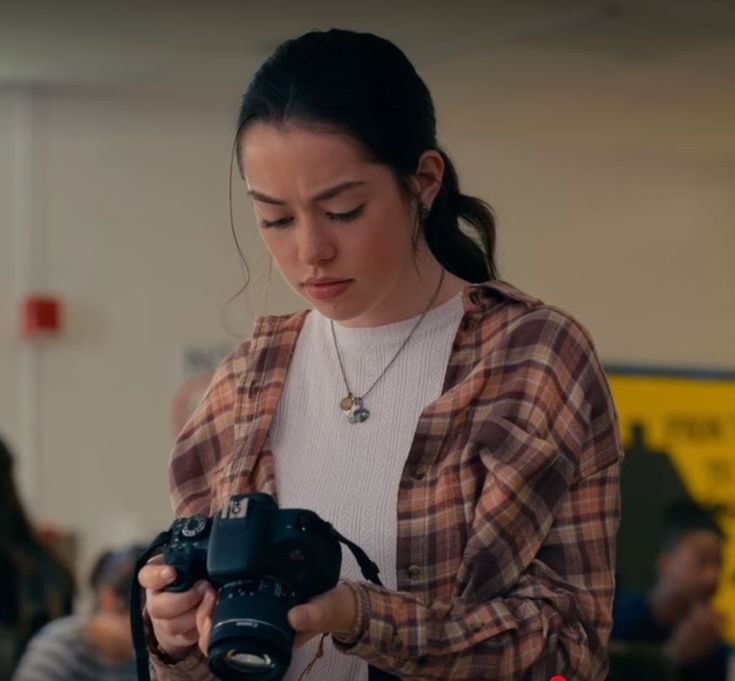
[340,253,469,329]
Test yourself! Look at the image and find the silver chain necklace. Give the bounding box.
[330,269,446,424]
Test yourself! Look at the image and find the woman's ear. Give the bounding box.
[414,150,445,209]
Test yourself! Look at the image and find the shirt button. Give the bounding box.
[407,565,422,578]
[470,620,483,632]
[412,465,427,480]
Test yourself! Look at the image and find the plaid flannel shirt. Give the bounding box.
[149,280,622,681]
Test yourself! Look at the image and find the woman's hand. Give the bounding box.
[138,557,217,662]
[287,581,358,648]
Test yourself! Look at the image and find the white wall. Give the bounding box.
[429,41,735,368]
[0,85,301,578]
[0,34,733,580]
[0,97,19,463]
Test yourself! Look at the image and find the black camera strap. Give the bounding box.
[130,530,171,681]
[331,529,382,585]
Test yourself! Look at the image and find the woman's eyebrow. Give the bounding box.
[248,180,366,206]
[312,180,366,201]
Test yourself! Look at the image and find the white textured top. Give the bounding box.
[270,292,464,681]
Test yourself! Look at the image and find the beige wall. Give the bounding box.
[0,87,303,577]
[429,42,735,368]
[0,37,733,577]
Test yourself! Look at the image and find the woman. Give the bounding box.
[0,436,75,681]
[139,29,622,681]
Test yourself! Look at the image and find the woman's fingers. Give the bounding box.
[287,583,356,637]
[196,589,217,655]
[159,625,201,649]
[138,562,176,592]
[152,607,201,639]
[145,581,210,620]
[137,558,214,663]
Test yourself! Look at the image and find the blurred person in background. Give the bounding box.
[611,499,729,681]
[138,28,622,681]
[12,543,142,681]
[0,435,75,681]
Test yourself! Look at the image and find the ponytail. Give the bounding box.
[421,151,497,283]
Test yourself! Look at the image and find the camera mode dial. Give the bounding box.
[181,515,207,538]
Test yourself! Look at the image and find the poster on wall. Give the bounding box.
[607,366,735,642]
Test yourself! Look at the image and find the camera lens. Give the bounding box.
[225,651,273,671]
[207,578,299,681]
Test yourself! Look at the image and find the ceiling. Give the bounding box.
[1,0,734,162]
[1,0,734,91]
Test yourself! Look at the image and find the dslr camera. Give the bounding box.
[161,493,343,681]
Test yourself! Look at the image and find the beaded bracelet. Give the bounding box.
[332,579,367,645]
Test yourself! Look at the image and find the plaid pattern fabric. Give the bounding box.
[151,280,622,681]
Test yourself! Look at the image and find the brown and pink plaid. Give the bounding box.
[152,280,622,681]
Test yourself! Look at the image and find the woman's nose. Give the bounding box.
[298,219,336,265]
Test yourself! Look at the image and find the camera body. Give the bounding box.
[162,493,342,681]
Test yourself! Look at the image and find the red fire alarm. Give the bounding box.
[21,295,63,337]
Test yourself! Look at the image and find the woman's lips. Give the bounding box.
[303,279,353,300]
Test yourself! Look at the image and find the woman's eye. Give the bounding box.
[326,205,365,222]
[261,216,293,229]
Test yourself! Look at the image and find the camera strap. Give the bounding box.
[331,529,382,585]
[130,530,171,681]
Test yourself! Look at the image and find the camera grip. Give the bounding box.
[161,515,210,592]
[162,546,207,592]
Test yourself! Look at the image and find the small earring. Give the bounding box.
[419,203,430,220]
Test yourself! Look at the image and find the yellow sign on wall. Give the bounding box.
[608,369,735,642]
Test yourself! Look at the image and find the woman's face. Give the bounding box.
[240,123,433,327]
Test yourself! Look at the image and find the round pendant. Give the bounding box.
[348,406,370,424]
[346,396,370,424]
[339,394,354,412]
